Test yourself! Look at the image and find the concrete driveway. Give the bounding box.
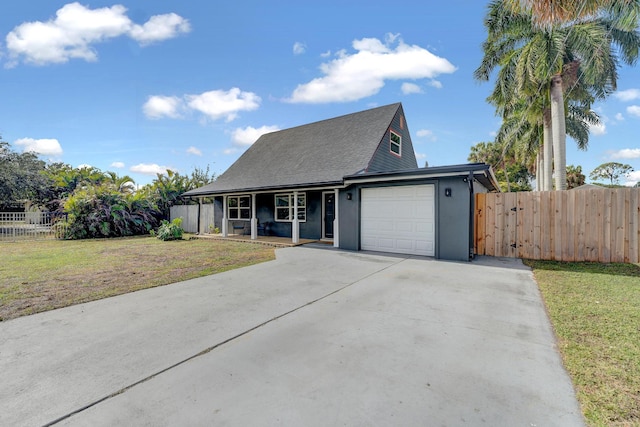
[1,246,584,426]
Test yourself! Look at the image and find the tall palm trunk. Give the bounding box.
[543,107,553,190]
[550,75,567,190]
[536,152,542,191]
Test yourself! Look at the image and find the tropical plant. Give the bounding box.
[476,0,640,190]
[154,218,184,241]
[566,164,586,189]
[61,184,162,239]
[589,162,633,185]
[468,141,533,192]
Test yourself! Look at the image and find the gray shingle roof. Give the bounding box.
[184,103,402,196]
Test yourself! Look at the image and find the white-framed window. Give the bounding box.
[390,130,402,156]
[228,195,251,220]
[274,193,306,222]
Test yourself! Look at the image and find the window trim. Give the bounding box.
[390,130,402,157]
[227,194,251,221]
[274,193,307,223]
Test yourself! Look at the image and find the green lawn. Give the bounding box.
[526,260,640,426]
[0,237,275,321]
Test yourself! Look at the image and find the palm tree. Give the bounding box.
[476,0,639,190]
[104,171,136,194]
[507,1,639,28]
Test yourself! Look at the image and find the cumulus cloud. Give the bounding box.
[130,163,175,175]
[14,137,63,156]
[615,112,625,121]
[401,82,422,95]
[5,2,190,67]
[186,88,261,122]
[589,122,606,135]
[144,88,261,122]
[428,79,443,89]
[223,148,238,155]
[110,161,125,168]
[627,105,640,118]
[610,148,640,159]
[624,170,640,186]
[416,129,437,141]
[614,88,640,102]
[128,13,190,46]
[286,33,456,103]
[231,125,280,146]
[143,95,182,119]
[186,146,202,156]
[293,42,306,55]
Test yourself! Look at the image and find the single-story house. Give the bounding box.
[183,103,499,261]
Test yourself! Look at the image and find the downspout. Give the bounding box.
[468,171,475,261]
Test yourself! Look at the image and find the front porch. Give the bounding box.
[193,233,324,248]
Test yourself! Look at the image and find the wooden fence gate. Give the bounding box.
[475,188,640,263]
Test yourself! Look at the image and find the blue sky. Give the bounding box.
[1,1,639,186]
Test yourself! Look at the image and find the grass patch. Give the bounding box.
[0,237,274,321]
[525,260,640,426]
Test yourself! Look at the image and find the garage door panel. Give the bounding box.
[361,185,435,257]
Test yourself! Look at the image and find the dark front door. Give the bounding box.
[323,193,335,239]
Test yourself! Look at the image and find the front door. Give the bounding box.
[323,192,335,239]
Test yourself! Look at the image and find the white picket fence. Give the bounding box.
[170,204,215,234]
[0,212,68,241]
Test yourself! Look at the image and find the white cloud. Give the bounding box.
[186,88,261,122]
[614,88,640,102]
[428,79,443,89]
[416,129,437,141]
[128,13,190,46]
[624,170,640,186]
[77,163,93,169]
[610,148,640,159]
[627,105,640,117]
[231,125,280,146]
[615,112,624,121]
[293,42,306,55]
[186,146,202,156]
[286,33,456,103]
[589,122,606,135]
[110,161,125,168]
[143,95,182,119]
[14,137,63,156]
[130,163,175,175]
[5,3,190,67]
[415,152,427,160]
[320,50,331,58]
[223,148,238,155]
[401,82,422,94]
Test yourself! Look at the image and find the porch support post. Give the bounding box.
[222,195,228,237]
[292,191,300,244]
[333,189,340,248]
[250,193,257,240]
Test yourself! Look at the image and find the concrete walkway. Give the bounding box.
[0,247,584,426]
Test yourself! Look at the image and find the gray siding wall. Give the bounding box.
[338,176,476,261]
[366,106,418,172]
[436,177,472,261]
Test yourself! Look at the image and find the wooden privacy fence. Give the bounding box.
[475,188,640,263]
[170,204,215,234]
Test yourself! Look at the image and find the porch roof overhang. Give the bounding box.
[181,180,345,198]
[343,163,500,192]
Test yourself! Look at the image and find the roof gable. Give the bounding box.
[185,103,416,195]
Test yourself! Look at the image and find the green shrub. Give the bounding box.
[155,218,184,241]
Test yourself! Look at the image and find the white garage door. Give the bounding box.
[361,185,435,256]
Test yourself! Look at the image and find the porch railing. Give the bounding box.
[0,212,68,242]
